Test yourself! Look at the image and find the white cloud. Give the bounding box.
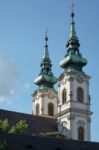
[0,51,21,102]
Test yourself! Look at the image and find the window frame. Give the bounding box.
[48,103,54,116]
[36,103,40,115]
[62,88,67,104]
[77,87,84,103]
[78,127,84,141]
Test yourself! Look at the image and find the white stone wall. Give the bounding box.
[33,88,58,116]
[72,78,89,103]
[57,71,92,141]
[71,115,90,141]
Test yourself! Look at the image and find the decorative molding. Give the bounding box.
[70,99,90,105]
[63,79,67,84]
[57,108,71,117]
[34,88,58,100]
[47,90,58,99]
[57,107,92,117]
[40,93,45,98]
[47,94,55,99]
[67,115,75,120]
[59,79,67,86]
[62,121,68,127]
[68,77,74,81]
[77,120,85,126]
[76,76,84,83]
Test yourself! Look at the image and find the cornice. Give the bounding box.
[57,107,92,117]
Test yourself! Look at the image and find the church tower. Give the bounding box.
[32,33,58,117]
[57,11,92,141]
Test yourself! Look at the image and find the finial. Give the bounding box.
[43,29,49,59]
[66,4,79,49]
[70,3,75,21]
[45,29,48,47]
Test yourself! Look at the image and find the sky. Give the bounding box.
[0,0,99,142]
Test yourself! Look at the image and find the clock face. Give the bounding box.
[77,76,84,83]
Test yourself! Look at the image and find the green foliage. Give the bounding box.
[0,119,28,135]
[40,131,65,138]
[0,119,28,149]
[0,119,9,133]
[0,139,8,150]
[9,120,28,134]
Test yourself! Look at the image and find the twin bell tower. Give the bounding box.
[32,9,92,141]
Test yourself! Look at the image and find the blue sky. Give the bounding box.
[0,0,99,141]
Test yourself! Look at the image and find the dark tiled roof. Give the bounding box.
[0,109,57,135]
[1,133,99,150]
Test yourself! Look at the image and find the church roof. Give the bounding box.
[1,133,99,150]
[0,109,57,135]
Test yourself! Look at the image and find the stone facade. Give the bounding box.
[32,88,58,116]
[57,71,92,141]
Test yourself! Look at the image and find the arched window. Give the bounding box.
[77,87,84,103]
[62,89,67,104]
[48,103,54,116]
[78,127,84,141]
[36,103,39,115]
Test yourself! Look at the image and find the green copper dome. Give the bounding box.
[60,11,87,72]
[34,33,57,88]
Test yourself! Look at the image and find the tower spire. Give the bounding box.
[69,6,77,39]
[60,8,87,72]
[43,30,49,59]
[34,32,57,88]
[32,32,58,117]
[66,6,80,51]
